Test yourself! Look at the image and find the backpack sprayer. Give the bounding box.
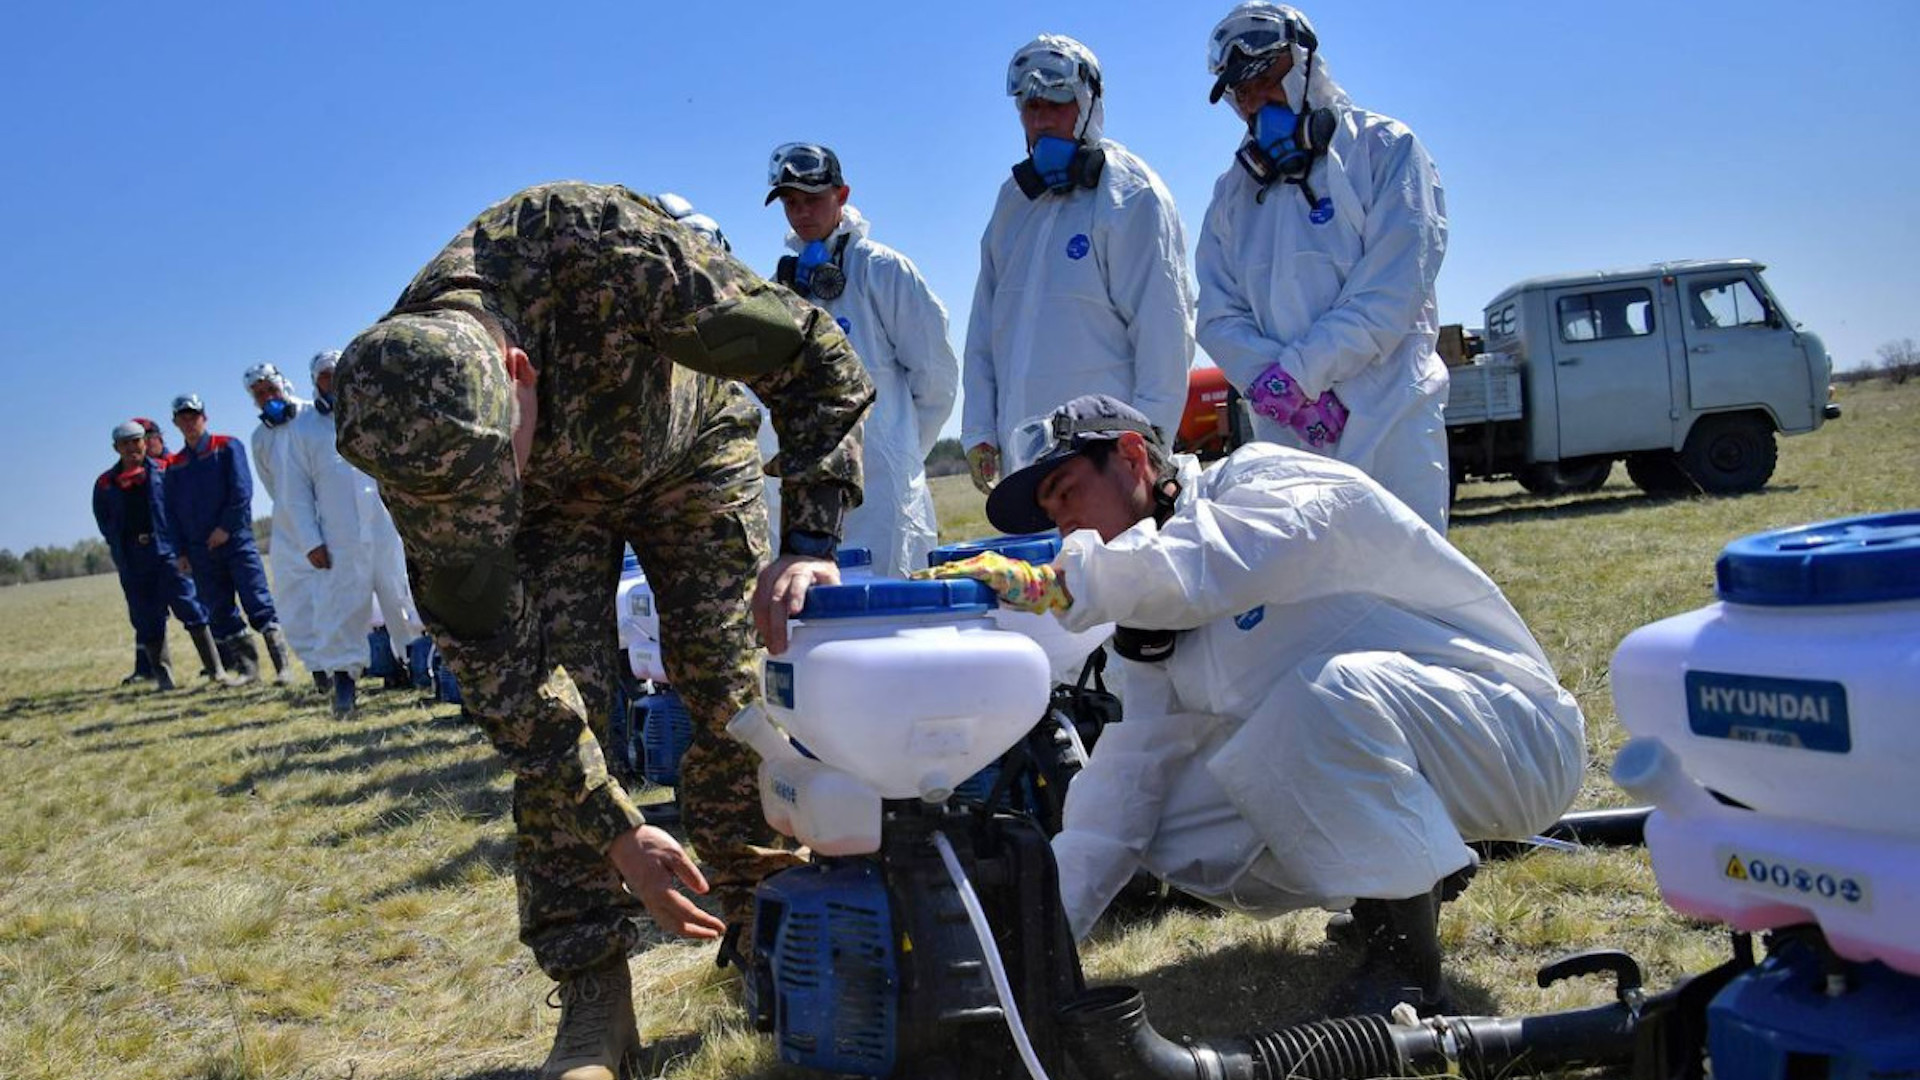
[721,513,1919,1079]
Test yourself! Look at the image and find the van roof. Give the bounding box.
[1485,258,1765,310]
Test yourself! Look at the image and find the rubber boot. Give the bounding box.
[382,651,411,691]
[189,625,245,687]
[123,646,154,685]
[331,672,358,721]
[539,957,639,1080]
[1340,891,1453,1017]
[221,633,260,685]
[1326,853,1478,950]
[261,624,296,686]
[149,638,178,692]
[406,636,435,690]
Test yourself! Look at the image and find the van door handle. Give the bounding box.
[1557,356,1580,366]
[1690,344,1715,355]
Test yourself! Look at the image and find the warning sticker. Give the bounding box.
[1717,846,1871,912]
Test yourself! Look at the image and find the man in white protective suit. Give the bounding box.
[310,350,431,692]
[244,362,316,689]
[1195,3,1452,533]
[961,33,1196,496]
[922,395,1586,1016]
[765,143,958,576]
[280,350,421,719]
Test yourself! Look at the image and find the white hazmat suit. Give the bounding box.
[964,41,1197,457]
[1195,23,1452,532]
[250,386,321,669]
[1048,444,1584,940]
[782,205,958,576]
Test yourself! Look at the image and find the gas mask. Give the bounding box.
[1012,135,1106,200]
[777,234,849,301]
[313,391,334,416]
[258,398,298,427]
[1237,102,1336,202]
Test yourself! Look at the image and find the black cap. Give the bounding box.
[1209,51,1282,105]
[985,394,1162,535]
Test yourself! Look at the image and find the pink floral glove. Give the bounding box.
[1245,362,1311,424]
[913,552,1070,615]
[1291,389,1349,449]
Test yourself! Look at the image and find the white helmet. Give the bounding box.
[1007,34,1105,143]
[242,361,284,391]
[310,349,341,384]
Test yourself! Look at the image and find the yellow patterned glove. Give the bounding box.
[965,442,1001,495]
[914,551,1071,614]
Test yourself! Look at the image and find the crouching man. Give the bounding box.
[923,394,1585,1014]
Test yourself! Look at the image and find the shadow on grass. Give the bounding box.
[365,831,517,900]
[436,1033,705,1080]
[1453,485,1798,528]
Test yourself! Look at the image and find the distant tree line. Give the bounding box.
[926,437,968,479]
[1,517,274,588]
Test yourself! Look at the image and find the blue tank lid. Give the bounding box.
[927,531,1062,569]
[1716,510,1920,606]
[797,579,997,620]
[836,546,872,569]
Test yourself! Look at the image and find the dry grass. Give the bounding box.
[2,379,1913,1079]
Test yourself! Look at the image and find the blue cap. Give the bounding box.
[1715,511,1920,606]
[836,546,872,570]
[927,531,1062,569]
[797,579,996,620]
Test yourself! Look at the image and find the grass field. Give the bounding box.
[2,379,1914,1079]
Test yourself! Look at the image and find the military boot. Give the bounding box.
[540,958,639,1080]
[1326,853,1477,950]
[331,672,358,721]
[312,670,331,694]
[221,633,260,685]
[123,646,154,685]
[1340,891,1453,1017]
[190,626,246,688]
[261,624,296,686]
[147,638,178,693]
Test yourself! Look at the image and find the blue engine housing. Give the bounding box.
[746,861,899,1076]
[639,689,694,787]
[1709,933,1920,1078]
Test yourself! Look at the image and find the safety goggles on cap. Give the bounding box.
[242,362,282,391]
[985,395,1161,535]
[1207,7,1316,103]
[112,420,146,443]
[765,142,844,204]
[1007,46,1097,105]
[171,393,204,416]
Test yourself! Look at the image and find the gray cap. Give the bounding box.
[171,393,205,416]
[985,394,1163,534]
[112,420,146,442]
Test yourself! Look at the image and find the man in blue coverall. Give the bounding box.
[162,394,294,685]
[93,420,240,688]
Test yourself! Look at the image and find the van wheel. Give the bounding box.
[1679,414,1777,495]
[1626,452,1696,498]
[1517,458,1613,495]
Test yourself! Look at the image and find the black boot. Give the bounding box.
[221,633,260,685]
[261,624,295,686]
[312,670,331,695]
[331,672,358,720]
[188,625,244,687]
[1326,853,1478,950]
[123,645,154,685]
[1341,890,1452,1017]
[147,638,177,692]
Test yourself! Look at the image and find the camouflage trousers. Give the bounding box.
[445,389,799,979]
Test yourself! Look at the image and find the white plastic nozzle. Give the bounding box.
[919,770,954,805]
[1612,737,1717,818]
[727,703,803,765]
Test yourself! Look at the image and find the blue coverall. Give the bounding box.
[162,433,278,639]
[93,456,208,646]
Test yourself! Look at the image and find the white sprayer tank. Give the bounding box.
[927,532,1114,684]
[1611,511,1920,975]
[761,578,1051,802]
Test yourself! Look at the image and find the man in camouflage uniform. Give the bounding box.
[336,181,873,1080]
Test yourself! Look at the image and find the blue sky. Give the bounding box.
[5,0,1915,552]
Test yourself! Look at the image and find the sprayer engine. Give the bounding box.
[734,802,1081,1079]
